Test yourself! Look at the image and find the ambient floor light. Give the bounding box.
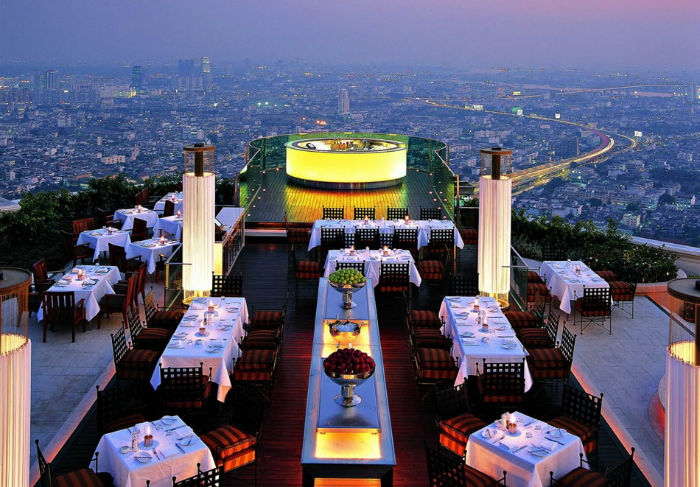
[665,278,700,487]
[182,143,215,304]
[477,147,512,307]
[0,268,33,487]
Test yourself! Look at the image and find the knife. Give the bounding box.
[165,424,187,432]
[545,436,565,446]
[176,443,186,454]
[513,444,527,453]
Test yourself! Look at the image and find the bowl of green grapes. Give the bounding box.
[328,268,367,309]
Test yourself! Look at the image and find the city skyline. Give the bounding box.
[1,0,698,70]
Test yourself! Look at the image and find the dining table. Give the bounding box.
[539,261,609,314]
[153,192,184,214]
[308,218,465,251]
[152,215,184,240]
[465,411,587,487]
[126,238,179,274]
[439,296,533,390]
[92,415,215,487]
[324,248,422,287]
[149,297,249,403]
[76,227,131,262]
[114,207,160,231]
[38,265,120,322]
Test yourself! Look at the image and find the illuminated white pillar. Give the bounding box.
[665,342,700,487]
[0,334,31,487]
[182,144,215,303]
[477,147,512,306]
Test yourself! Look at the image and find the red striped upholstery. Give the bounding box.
[103,413,146,435]
[241,331,279,349]
[409,310,442,329]
[460,228,478,245]
[574,299,610,317]
[295,260,322,279]
[231,370,273,382]
[117,349,158,381]
[556,467,605,486]
[517,328,554,348]
[476,376,524,404]
[150,309,185,331]
[527,282,551,303]
[201,425,256,473]
[378,284,409,293]
[608,281,635,301]
[438,413,487,455]
[417,260,445,281]
[287,227,310,244]
[134,328,170,349]
[236,349,276,370]
[594,270,618,282]
[504,310,539,330]
[528,347,568,368]
[549,416,597,453]
[463,465,500,487]
[418,368,458,380]
[413,334,452,350]
[416,347,454,368]
[528,271,543,283]
[53,469,104,487]
[162,376,211,409]
[251,310,284,328]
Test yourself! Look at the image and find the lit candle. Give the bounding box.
[364,215,369,225]
[474,296,480,311]
[144,424,153,446]
[176,210,182,218]
[350,244,355,254]
[208,300,215,313]
[382,245,389,256]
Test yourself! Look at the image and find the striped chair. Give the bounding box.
[435,384,487,457]
[459,227,478,245]
[416,258,445,282]
[159,363,212,413]
[549,384,603,462]
[239,329,280,350]
[608,280,636,318]
[408,309,443,331]
[504,309,541,330]
[551,447,634,487]
[517,311,559,349]
[425,443,505,487]
[574,287,612,334]
[411,327,453,350]
[231,348,278,391]
[476,360,525,410]
[248,291,288,332]
[526,327,576,384]
[414,347,459,399]
[527,281,552,304]
[36,440,112,487]
[126,305,170,352]
[96,383,146,435]
[594,269,619,282]
[111,326,159,382]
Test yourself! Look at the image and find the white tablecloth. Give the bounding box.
[153,192,184,214]
[466,412,587,487]
[92,415,215,487]
[539,261,609,314]
[153,216,183,240]
[308,219,464,251]
[324,248,422,287]
[39,265,120,321]
[115,208,160,231]
[126,239,178,274]
[150,297,249,403]
[77,229,131,262]
[439,296,532,390]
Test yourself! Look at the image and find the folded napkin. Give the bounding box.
[462,339,480,346]
[547,428,564,438]
[537,441,556,452]
[159,443,180,458]
[176,427,195,440]
[499,438,519,452]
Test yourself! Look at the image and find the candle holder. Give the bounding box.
[143,434,153,447]
[382,246,389,257]
[507,422,518,435]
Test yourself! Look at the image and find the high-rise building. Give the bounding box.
[338,88,350,115]
[131,65,143,94]
[44,70,58,91]
[178,59,202,91]
[201,57,212,90]
[689,81,697,104]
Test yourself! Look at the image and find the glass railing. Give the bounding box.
[238,133,460,222]
[509,247,531,310]
[163,244,188,309]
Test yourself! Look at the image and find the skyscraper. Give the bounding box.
[689,81,697,104]
[338,88,350,115]
[201,57,212,90]
[131,65,143,95]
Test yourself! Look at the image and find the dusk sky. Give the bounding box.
[1,0,698,69]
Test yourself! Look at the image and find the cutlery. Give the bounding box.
[165,424,187,432]
[176,443,186,454]
[513,445,527,453]
[545,437,565,446]
[497,335,515,338]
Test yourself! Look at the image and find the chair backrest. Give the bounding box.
[424,442,466,486]
[322,207,344,220]
[230,386,266,437]
[435,383,468,420]
[163,199,175,217]
[35,440,53,487]
[420,207,441,220]
[96,208,111,227]
[353,207,375,220]
[542,243,566,261]
[126,305,144,337]
[195,466,223,487]
[580,287,612,316]
[605,447,635,487]
[393,228,418,249]
[344,231,355,248]
[43,291,76,325]
[387,207,409,220]
[559,327,576,364]
[379,262,409,285]
[561,383,603,429]
[96,382,144,433]
[135,192,145,206]
[120,272,139,310]
[449,274,479,296]
[545,311,560,344]
[132,217,148,238]
[160,363,209,406]
[336,261,365,273]
[355,227,379,248]
[286,227,310,245]
[32,258,49,282]
[109,243,127,270]
[72,217,95,234]
[481,360,525,397]
[211,273,243,297]
[60,230,75,256]
[136,263,147,298]
[320,227,344,248]
[379,232,394,247]
[429,228,454,246]
[111,326,130,365]
[144,289,157,324]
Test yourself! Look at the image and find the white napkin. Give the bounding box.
[537,441,556,452]
[159,443,180,458]
[176,427,195,440]
[499,438,519,451]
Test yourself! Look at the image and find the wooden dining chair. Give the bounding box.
[109,242,142,273]
[60,230,92,266]
[42,291,87,343]
[131,217,148,241]
[98,271,137,327]
[162,199,175,217]
[72,217,96,235]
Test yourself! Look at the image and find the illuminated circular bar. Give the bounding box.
[285,138,407,189]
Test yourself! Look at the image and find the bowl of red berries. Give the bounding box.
[323,348,376,407]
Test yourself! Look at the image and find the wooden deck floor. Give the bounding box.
[49,241,650,487]
[243,169,442,223]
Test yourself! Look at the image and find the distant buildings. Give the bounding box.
[338,88,350,115]
[131,66,143,95]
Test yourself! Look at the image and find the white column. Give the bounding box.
[477,175,512,299]
[182,172,215,299]
[0,334,31,487]
[665,342,700,487]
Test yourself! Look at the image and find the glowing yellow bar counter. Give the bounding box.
[301,279,395,486]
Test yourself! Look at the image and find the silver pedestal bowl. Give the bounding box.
[329,280,366,309]
[323,365,375,407]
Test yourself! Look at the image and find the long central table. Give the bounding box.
[301,278,395,486]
